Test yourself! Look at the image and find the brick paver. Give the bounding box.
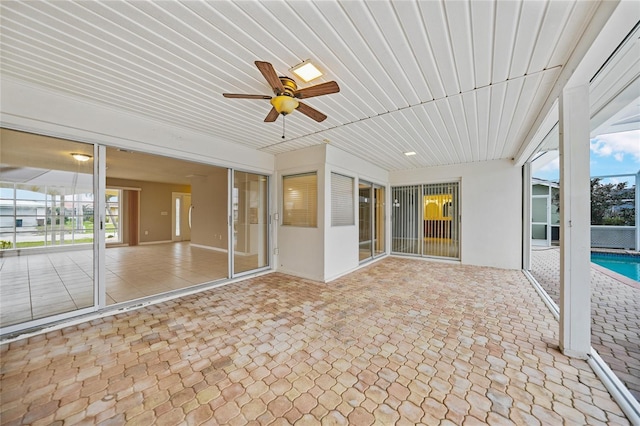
[0,257,631,424]
[531,247,640,402]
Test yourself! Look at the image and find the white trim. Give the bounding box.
[106,186,142,192]
[1,269,274,344]
[190,243,228,253]
[523,270,640,424]
[588,350,640,424]
[138,240,173,245]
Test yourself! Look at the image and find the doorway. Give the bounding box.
[359,181,386,262]
[172,192,192,242]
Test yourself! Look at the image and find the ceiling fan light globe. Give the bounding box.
[270,95,299,115]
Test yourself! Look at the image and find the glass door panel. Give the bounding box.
[374,186,385,257]
[423,182,460,258]
[391,185,421,255]
[233,171,269,275]
[391,182,460,259]
[531,195,550,246]
[359,182,372,261]
[0,129,96,328]
[106,189,121,243]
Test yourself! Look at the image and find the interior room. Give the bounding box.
[0,0,638,424]
[0,129,271,326]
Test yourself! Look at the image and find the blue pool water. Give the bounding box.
[590,253,640,282]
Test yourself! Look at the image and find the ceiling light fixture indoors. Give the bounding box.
[404,151,417,156]
[290,60,323,83]
[71,153,92,162]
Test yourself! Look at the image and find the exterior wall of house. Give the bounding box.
[390,159,523,270]
[0,77,275,175]
[324,145,389,281]
[275,145,326,281]
[274,144,389,282]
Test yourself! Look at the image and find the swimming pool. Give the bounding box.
[590,252,640,282]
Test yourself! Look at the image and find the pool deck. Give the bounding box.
[0,257,633,425]
[531,246,640,402]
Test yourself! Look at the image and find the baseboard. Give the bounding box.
[190,243,228,253]
[138,240,172,245]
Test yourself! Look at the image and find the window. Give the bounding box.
[105,189,121,243]
[331,173,354,226]
[283,173,317,227]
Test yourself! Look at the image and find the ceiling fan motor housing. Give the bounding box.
[278,77,298,96]
[271,77,299,115]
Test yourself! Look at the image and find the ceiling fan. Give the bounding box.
[223,61,340,124]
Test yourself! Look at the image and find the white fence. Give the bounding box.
[591,226,636,250]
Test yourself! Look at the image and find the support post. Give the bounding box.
[559,84,591,359]
[522,163,532,270]
[636,170,639,251]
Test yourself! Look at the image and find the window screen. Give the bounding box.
[283,173,317,227]
[331,173,354,226]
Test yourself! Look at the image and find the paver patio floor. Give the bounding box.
[531,247,640,403]
[0,257,631,424]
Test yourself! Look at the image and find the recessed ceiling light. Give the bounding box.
[404,151,417,156]
[71,153,92,161]
[290,60,323,83]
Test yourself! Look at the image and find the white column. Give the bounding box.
[522,163,532,270]
[95,144,107,308]
[636,170,639,251]
[558,84,591,359]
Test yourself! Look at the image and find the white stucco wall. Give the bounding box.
[275,145,326,281]
[275,144,389,282]
[390,159,523,270]
[324,145,389,281]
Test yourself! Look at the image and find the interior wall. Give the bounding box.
[107,178,190,244]
[190,169,228,251]
[275,145,326,281]
[390,159,523,270]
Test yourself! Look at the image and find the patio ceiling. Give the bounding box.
[0,1,619,171]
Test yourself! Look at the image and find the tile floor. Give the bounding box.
[530,246,640,402]
[0,243,250,328]
[0,257,631,425]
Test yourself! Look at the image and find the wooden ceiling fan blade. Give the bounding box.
[294,81,340,99]
[264,107,280,122]
[297,102,327,122]
[223,93,272,99]
[255,61,284,93]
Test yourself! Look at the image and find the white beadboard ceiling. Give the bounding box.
[0,0,611,171]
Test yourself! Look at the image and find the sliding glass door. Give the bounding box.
[392,182,460,259]
[359,181,386,262]
[1,129,273,334]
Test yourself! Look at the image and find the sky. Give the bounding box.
[533,129,640,186]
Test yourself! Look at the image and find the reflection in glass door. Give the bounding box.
[105,189,121,243]
[0,129,96,329]
[233,171,269,275]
